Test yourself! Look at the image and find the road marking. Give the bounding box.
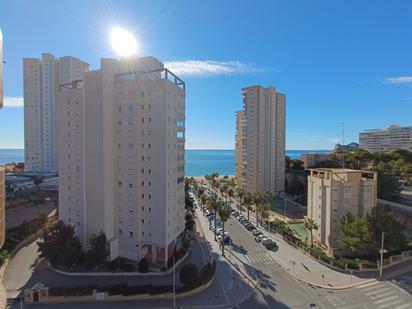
[365,287,391,296]
[359,283,385,293]
[377,298,404,309]
[373,295,398,305]
[356,280,380,290]
[375,290,397,298]
[395,303,412,309]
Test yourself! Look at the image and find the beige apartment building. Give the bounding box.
[56,56,185,267]
[300,153,334,168]
[23,54,89,173]
[0,29,4,249]
[307,168,377,255]
[235,85,286,195]
[359,125,412,153]
[235,111,246,188]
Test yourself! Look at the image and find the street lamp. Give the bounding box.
[379,231,385,280]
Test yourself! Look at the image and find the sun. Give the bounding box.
[110,27,138,57]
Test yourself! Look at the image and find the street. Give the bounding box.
[223,204,412,309]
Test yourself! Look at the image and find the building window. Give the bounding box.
[129,231,133,237]
[119,229,123,235]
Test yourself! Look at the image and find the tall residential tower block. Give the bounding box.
[23,54,89,173]
[0,29,5,248]
[235,86,286,195]
[56,56,186,267]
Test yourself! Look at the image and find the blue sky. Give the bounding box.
[1,0,411,149]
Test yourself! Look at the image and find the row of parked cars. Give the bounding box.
[231,210,277,250]
[205,210,231,245]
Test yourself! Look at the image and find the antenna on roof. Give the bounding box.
[342,122,345,169]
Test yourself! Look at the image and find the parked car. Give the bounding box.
[252,229,262,236]
[262,238,272,245]
[264,241,277,250]
[254,236,262,242]
[216,227,224,234]
[246,224,255,231]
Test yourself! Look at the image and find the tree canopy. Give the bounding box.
[339,207,407,257]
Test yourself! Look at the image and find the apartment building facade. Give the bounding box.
[23,54,89,173]
[57,56,186,266]
[359,125,412,153]
[307,168,377,255]
[235,85,286,195]
[0,29,4,248]
[235,111,246,188]
[300,153,334,169]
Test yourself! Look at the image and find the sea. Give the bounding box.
[0,149,331,177]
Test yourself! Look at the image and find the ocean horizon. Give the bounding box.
[0,148,331,176]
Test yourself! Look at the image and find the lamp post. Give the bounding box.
[379,232,385,280]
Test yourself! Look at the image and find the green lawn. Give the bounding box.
[289,223,309,241]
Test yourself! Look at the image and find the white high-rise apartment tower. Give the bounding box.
[0,29,5,249]
[235,86,286,195]
[57,56,185,267]
[23,54,89,173]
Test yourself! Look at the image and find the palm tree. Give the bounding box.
[200,193,208,214]
[253,193,263,228]
[236,188,245,210]
[218,203,232,256]
[208,195,219,240]
[304,218,319,247]
[227,187,234,205]
[243,192,253,221]
[198,187,205,198]
[260,204,270,232]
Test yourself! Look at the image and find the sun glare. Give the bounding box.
[110,27,138,57]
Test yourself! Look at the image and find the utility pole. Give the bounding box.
[342,122,345,169]
[379,231,385,280]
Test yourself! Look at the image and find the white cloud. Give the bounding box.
[383,76,412,85]
[4,96,24,108]
[164,60,261,77]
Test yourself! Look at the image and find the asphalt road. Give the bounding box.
[225,213,412,309]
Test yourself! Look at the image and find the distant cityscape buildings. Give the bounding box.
[359,125,412,153]
[235,85,286,195]
[56,56,185,266]
[23,54,89,173]
[307,168,377,255]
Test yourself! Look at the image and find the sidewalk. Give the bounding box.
[209,188,377,289]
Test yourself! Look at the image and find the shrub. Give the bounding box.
[138,258,149,273]
[179,263,199,287]
[122,263,135,272]
[182,238,191,250]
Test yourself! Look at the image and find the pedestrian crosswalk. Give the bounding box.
[355,280,412,309]
[246,252,277,264]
